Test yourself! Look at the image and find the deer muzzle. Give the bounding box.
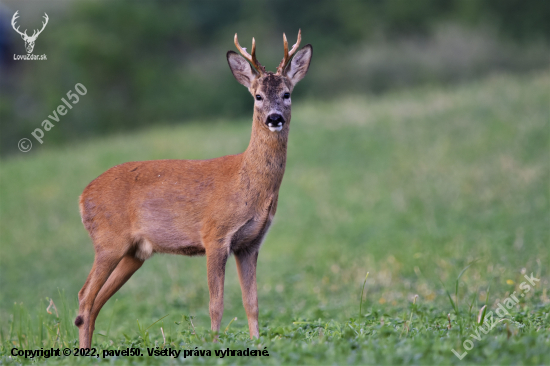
[266,113,285,132]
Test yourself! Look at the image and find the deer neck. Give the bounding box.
[240,115,289,195]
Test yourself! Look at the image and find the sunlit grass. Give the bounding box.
[0,70,548,364]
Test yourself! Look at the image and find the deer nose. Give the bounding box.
[266,114,285,126]
[265,114,285,132]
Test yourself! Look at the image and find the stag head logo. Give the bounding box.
[11,11,49,54]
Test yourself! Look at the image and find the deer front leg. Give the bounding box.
[235,250,259,338]
[206,248,228,337]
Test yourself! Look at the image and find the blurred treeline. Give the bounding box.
[1,0,549,155]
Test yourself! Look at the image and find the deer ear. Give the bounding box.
[227,51,258,88]
[284,44,312,86]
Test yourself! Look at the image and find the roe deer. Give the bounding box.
[75,30,312,348]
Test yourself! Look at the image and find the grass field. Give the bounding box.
[0,70,548,365]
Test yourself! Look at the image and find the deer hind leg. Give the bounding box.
[75,246,126,348]
[235,249,259,339]
[87,255,144,339]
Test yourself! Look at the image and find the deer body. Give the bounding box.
[80,127,285,261]
[75,31,312,348]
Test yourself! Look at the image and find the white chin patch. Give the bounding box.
[268,123,283,132]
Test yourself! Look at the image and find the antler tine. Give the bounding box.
[11,10,28,37]
[33,13,49,38]
[250,37,256,63]
[283,33,289,61]
[234,33,264,74]
[288,29,302,58]
[277,29,302,74]
[11,10,19,25]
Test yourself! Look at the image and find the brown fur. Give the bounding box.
[75,35,312,348]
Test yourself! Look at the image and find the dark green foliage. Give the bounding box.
[1,0,549,155]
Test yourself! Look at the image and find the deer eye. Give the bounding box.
[283,93,290,99]
[255,95,262,101]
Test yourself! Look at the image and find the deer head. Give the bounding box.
[11,11,49,54]
[227,30,312,133]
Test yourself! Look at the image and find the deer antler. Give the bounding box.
[234,33,265,75]
[276,29,302,75]
[29,13,49,40]
[11,11,28,38]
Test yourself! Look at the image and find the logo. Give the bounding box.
[11,10,48,60]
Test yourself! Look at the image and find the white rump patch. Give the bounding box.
[135,238,154,261]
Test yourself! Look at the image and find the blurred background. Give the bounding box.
[0,0,548,155]
[0,1,548,362]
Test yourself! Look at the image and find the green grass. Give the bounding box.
[1,70,549,364]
